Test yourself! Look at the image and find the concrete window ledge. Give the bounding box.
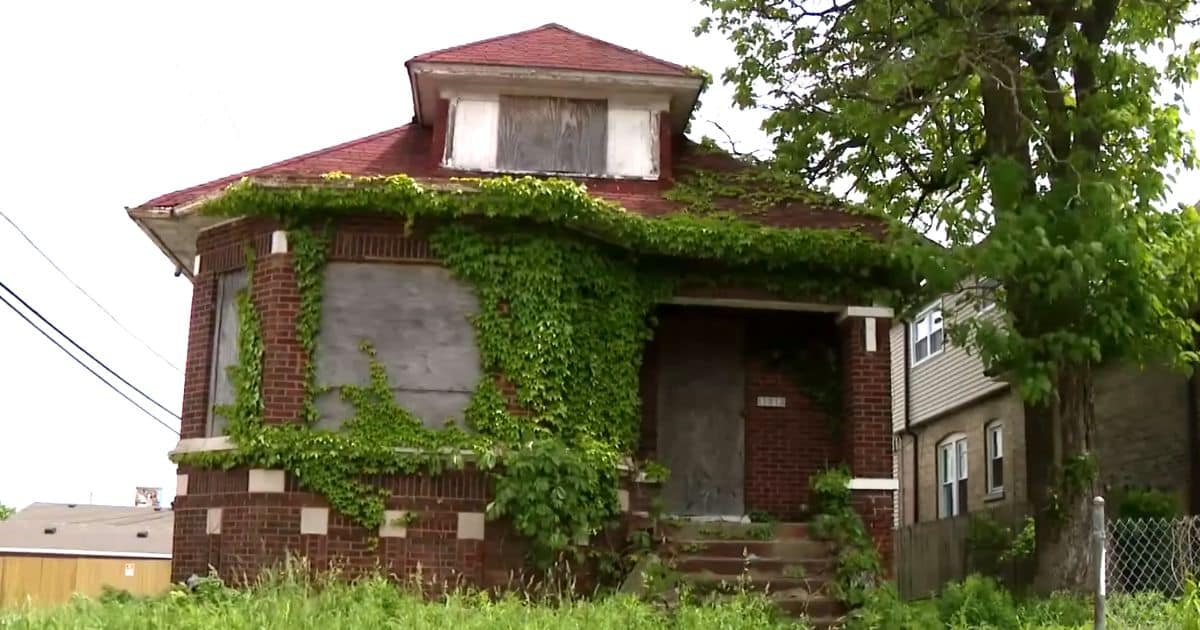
[847,478,899,491]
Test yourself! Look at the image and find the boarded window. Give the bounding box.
[606,107,659,178]
[314,263,482,431]
[208,270,248,437]
[444,98,499,171]
[497,96,607,175]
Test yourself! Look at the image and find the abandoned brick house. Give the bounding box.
[129,24,907,585]
[891,289,1200,525]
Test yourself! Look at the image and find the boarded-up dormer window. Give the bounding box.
[443,94,658,178]
[497,96,607,175]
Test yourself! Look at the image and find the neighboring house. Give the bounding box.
[0,503,172,605]
[891,290,1200,525]
[128,23,904,585]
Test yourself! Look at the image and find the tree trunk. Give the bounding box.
[1024,363,1100,593]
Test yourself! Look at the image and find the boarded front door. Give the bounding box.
[655,309,745,516]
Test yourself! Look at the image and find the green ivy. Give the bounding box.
[290,227,330,426]
[199,174,912,303]
[178,174,912,563]
[664,163,878,219]
[431,225,670,451]
[809,466,884,607]
[489,439,621,565]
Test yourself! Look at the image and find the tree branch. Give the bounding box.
[1073,0,1119,157]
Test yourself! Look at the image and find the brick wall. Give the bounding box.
[178,217,897,581]
[180,220,274,439]
[743,313,839,520]
[912,389,1025,523]
[839,315,896,571]
[852,489,895,573]
[840,316,892,477]
[172,466,494,585]
[904,362,1193,524]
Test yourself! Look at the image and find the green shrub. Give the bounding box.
[1118,488,1179,520]
[808,466,882,607]
[1015,592,1090,627]
[844,583,938,629]
[937,574,1020,630]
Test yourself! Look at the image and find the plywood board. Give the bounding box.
[655,309,746,516]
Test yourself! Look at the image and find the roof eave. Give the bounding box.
[407,61,705,134]
[128,198,230,281]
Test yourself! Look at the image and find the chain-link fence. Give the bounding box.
[1105,515,1200,595]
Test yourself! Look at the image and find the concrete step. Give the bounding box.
[708,587,843,628]
[675,555,833,577]
[684,569,832,594]
[663,521,811,541]
[770,588,843,620]
[667,539,833,559]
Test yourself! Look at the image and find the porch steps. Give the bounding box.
[661,521,844,629]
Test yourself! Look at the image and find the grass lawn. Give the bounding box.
[1,572,1197,629]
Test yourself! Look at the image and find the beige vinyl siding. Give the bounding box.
[908,293,1006,425]
[890,323,907,527]
[890,323,907,433]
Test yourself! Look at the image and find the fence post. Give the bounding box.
[1092,496,1106,630]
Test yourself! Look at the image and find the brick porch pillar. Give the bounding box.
[255,230,306,425]
[838,309,895,572]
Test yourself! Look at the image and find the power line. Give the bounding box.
[0,210,184,374]
[0,279,181,422]
[0,290,179,436]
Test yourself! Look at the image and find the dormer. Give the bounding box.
[405,24,705,181]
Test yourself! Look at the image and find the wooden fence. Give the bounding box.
[894,501,1034,599]
[0,555,171,607]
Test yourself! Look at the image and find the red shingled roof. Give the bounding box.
[406,23,693,77]
[133,125,878,234]
[140,126,435,208]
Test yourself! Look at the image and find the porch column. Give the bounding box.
[838,308,896,571]
[256,230,306,425]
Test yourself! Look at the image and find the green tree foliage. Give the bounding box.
[0,503,13,520]
[698,0,1200,591]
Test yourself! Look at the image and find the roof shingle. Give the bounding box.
[407,23,693,77]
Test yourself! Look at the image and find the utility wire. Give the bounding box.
[0,279,181,423]
[0,210,184,374]
[0,291,179,436]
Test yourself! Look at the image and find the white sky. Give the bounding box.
[0,2,1195,511]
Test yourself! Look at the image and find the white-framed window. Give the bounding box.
[911,304,944,365]
[977,278,1000,313]
[443,94,660,178]
[937,434,968,518]
[985,421,1004,496]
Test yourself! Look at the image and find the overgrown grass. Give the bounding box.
[845,574,1200,629]
[5,570,1199,629]
[0,569,810,630]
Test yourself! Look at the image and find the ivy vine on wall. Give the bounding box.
[177,174,914,563]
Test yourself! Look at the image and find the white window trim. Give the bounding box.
[937,433,968,519]
[910,301,945,366]
[976,279,1000,314]
[985,421,1004,496]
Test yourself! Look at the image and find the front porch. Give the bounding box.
[636,297,896,557]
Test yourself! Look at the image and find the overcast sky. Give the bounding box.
[0,2,1196,511]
